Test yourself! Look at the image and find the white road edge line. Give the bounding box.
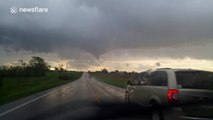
[0,88,59,117]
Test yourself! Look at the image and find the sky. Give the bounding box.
[0,0,213,72]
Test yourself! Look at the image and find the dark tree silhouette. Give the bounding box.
[101,68,108,73]
[28,56,49,76]
[0,56,49,77]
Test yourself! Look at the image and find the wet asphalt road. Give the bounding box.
[0,73,151,120]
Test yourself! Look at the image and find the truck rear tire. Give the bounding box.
[151,101,163,120]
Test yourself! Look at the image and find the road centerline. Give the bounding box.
[87,82,101,104]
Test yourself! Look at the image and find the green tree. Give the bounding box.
[28,56,49,76]
[101,68,108,73]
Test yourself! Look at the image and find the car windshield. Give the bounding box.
[1,0,213,120]
[176,71,213,90]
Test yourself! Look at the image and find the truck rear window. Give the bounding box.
[175,71,213,90]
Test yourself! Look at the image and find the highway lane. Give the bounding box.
[0,73,151,120]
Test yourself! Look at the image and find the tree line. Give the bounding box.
[0,56,49,77]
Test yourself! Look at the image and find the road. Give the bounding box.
[0,73,151,120]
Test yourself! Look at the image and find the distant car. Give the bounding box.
[125,68,213,120]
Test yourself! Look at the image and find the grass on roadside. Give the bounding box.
[96,76,126,88]
[90,72,136,88]
[0,71,82,106]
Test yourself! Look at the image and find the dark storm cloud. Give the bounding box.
[83,0,213,47]
[0,0,213,59]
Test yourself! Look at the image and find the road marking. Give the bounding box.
[90,80,124,101]
[0,89,59,117]
[95,92,101,100]
[90,82,110,97]
[179,116,212,120]
[91,88,101,104]
[87,82,101,104]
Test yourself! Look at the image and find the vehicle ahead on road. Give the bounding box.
[125,68,213,120]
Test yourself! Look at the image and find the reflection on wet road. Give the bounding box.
[0,73,151,120]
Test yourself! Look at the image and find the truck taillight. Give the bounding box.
[168,89,179,104]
